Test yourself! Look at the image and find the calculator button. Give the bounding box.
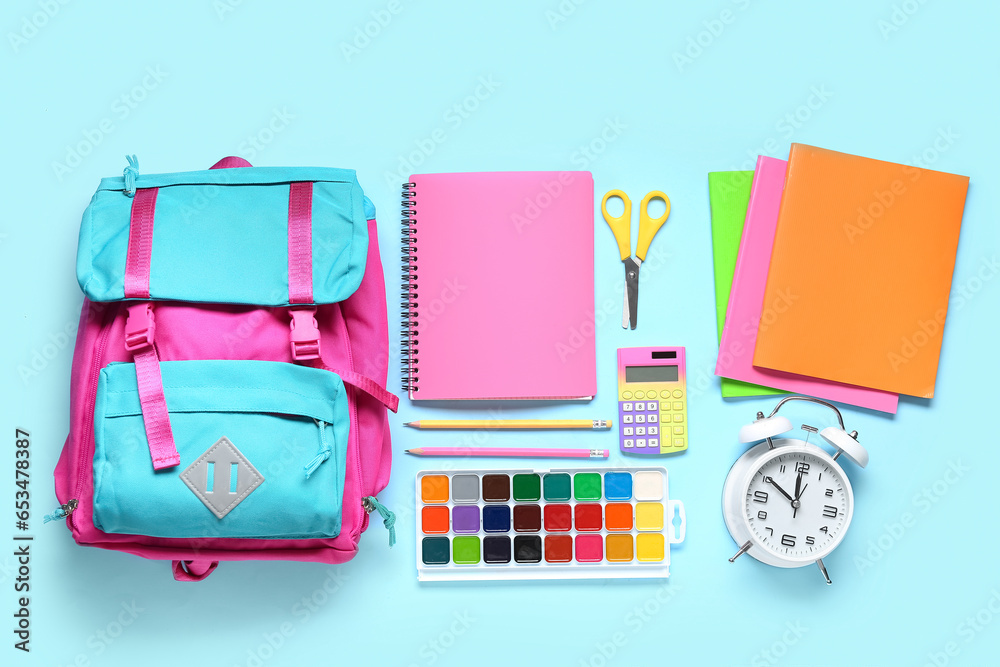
[673,401,684,411]
[635,426,646,436]
[673,426,684,435]
[623,439,634,448]
[674,438,685,447]
[635,414,646,424]
[633,390,645,399]
[648,438,659,448]
[661,401,671,411]
[660,390,671,398]
[646,401,658,411]
[647,426,658,435]
[623,427,634,436]
[673,414,683,422]
[622,391,632,400]
[672,389,684,398]
[636,438,646,448]
[623,415,633,424]
[647,414,658,424]
[622,403,633,412]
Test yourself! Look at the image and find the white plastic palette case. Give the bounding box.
[415,466,685,582]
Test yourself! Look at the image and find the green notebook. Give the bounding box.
[707,171,786,399]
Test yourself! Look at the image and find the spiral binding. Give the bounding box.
[401,182,418,392]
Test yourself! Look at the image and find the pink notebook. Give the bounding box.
[715,155,899,413]
[402,171,596,400]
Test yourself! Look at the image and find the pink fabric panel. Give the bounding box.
[336,219,394,497]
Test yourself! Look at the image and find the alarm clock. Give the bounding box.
[722,396,868,584]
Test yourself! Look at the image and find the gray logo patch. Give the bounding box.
[181,437,264,519]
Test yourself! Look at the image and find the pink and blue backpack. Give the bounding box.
[51,156,399,581]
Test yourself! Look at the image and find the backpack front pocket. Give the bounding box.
[92,360,349,539]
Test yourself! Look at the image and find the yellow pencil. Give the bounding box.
[403,419,612,430]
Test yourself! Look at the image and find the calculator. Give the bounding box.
[617,347,688,455]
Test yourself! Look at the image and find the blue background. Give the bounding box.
[2,1,997,666]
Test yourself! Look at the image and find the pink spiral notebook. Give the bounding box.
[715,155,899,413]
[401,171,596,401]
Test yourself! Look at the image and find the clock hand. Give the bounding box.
[792,480,809,518]
[793,471,803,518]
[764,476,794,504]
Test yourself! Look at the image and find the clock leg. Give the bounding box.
[729,540,752,563]
[816,558,832,585]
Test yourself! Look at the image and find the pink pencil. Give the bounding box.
[405,447,609,459]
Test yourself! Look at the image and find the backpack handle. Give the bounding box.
[172,559,219,582]
[210,156,253,170]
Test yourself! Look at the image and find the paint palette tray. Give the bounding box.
[416,467,685,581]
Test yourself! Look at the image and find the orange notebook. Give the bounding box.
[753,144,970,398]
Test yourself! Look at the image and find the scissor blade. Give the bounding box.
[621,280,629,328]
[621,264,630,328]
[624,257,640,330]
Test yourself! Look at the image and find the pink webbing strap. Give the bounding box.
[306,358,400,413]
[124,157,251,471]
[126,303,179,470]
[124,188,157,299]
[124,188,180,470]
[287,182,314,304]
[133,348,180,468]
[282,180,397,411]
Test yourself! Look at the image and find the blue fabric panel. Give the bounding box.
[92,360,350,539]
[77,167,369,306]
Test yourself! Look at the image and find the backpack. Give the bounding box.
[50,156,399,582]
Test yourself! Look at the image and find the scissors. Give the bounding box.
[601,190,671,329]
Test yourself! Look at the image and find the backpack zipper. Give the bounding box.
[362,496,396,548]
[330,312,369,543]
[44,499,78,524]
[69,304,113,533]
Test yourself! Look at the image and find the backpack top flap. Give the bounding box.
[77,165,374,306]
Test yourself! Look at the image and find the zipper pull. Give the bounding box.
[43,499,78,524]
[304,420,333,479]
[363,496,396,548]
[123,154,139,197]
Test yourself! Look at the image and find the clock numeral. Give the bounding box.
[765,527,774,536]
[753,491,768,504]
[825,488,834,497]
[819,526,829,534]
[818,473,823,481]
[795,462,810,474]
[779,465,786,473]
[757,511,767,520]
[781,534,796,547]
[823,505,838,518]
[806,536,815,545]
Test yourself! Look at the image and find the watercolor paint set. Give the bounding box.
[415,467,685,581]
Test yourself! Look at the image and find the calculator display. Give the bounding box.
[625,365,678,383]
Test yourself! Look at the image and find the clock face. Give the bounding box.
[743,450,851,561]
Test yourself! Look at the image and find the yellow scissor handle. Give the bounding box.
[601,189,632,261]
[635,190,671,261]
